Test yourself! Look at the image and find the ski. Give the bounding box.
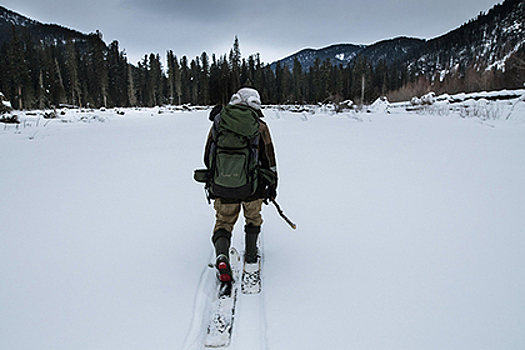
[205,247,241,348]
[241,256,261,295]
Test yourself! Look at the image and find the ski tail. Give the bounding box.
[205,247,241,348]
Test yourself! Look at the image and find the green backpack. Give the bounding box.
[208,104,260,200]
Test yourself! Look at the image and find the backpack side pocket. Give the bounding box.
[193,168,209,183]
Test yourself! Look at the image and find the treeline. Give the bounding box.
[1,29,523,110]
[0,29,414,110]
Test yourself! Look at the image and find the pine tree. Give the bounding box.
[127,64,137,106]
[209,54,221,104]
[87,31,109,107]
[136,55,148,106]
[245,55,255,87]
[292,57,304,103]
[200,51,210,105]
[6,26,26,109]
[229,36,241,93]
[53,56,67,106]
[253,53,266,90]
[308,58,322,102]
[39,46,64,108]
[148,53,163,106]
[328,64,344,103]
[190,57,201,104]
[179,56,190,104]
[107,41,129,107]
[174,56,182,105]
[219,55,231,104]
[274,61,284,103]
[18,28,40,109]
[372,59,388,98]
[319,58,332,101]
[37,69,45,110]
[65,39,82,107]
[166,50,177,104]
[351,54,373,104]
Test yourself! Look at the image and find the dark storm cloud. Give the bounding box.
[121,0,246,23]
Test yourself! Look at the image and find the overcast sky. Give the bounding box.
[2,0,503,65]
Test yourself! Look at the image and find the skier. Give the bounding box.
[203,87,278,283]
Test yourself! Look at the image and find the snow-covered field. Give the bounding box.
[1,97,525,350]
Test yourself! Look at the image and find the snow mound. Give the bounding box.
[368,96,389,113]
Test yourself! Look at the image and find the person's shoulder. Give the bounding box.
[258,119,273,143]
[258,118,270,132]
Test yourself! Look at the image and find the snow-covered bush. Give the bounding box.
[411,92,435,106]
[79,114,109,123]
[0,92,13,114]
[0,114,19,124]
[368,96,389,113]
[43,111,57,119]
[460,98,502,120]
[337,99,354,112]
[410,96,422,106]
[421,92,435,105]
[426,103,452,116]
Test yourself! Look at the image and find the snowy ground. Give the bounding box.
[1,98,525,350]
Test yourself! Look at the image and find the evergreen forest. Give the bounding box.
[1,27,524,111]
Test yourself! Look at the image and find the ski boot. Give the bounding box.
[244,224,261,264]
[216,254,233,282]
[213,228,233,288]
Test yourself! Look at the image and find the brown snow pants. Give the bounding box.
[213,198,264,233]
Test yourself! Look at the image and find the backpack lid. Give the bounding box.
[220,104,260,138]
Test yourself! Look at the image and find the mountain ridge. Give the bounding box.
[271,0,525,78]
[0,5,95,48]
[2,1,524,77]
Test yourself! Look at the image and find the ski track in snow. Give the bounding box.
[180,251,215,350]
[233,235,269,350]
[182,237,268,350]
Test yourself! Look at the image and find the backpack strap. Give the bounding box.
[205,112,222,203]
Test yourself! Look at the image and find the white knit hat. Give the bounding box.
[229,87,262,110]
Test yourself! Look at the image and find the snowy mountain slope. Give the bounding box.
[270,43,365,71]
[410,0,525,77]
[0,5,37,27]
[355,37,425,68]
[0,5,94,47]
[272,0,525,75]
[1,101,525,349]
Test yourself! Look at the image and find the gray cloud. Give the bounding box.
[121,0,250,24]
[2,0,504,64]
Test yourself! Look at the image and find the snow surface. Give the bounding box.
[1,101,525,350]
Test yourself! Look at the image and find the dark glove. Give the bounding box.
[263,184,277,205]
[268,185,277,201]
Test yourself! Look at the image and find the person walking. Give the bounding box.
[201,87,277,283]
